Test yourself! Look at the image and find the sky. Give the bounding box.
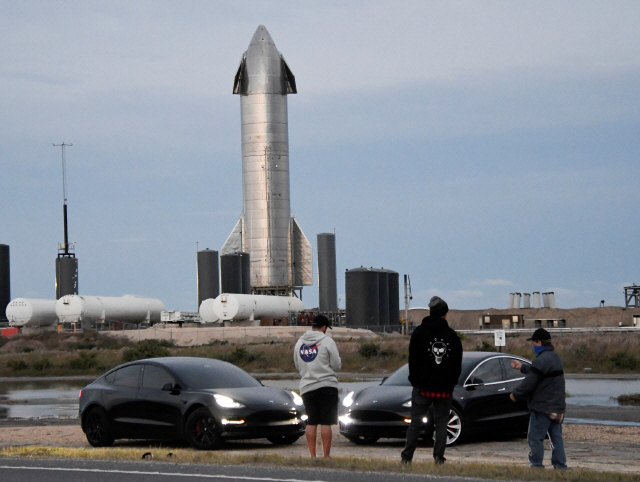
[1,1,639,312]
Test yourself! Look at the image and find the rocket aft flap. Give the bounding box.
[222,25,312,290]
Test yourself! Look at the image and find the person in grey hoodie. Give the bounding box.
[510,328,567,469]
[293,314,342,457]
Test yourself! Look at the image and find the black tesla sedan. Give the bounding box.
[79,357,305,450]
[339,351,531,445]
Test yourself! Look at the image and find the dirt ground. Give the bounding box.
[1,421,639,474]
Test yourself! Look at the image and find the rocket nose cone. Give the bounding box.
[249,25,276,50]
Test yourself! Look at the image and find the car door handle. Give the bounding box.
[498,388,506,392]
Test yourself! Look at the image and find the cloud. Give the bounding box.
[470,279,512,287]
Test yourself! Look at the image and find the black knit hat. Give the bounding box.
[312,314,332,329]
[428,296,449,318]
[527,328,551,341]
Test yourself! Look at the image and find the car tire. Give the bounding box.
[266,434,301,445]
[446,406,464,445]
[185,407,222,450]
[84,407,114,447]
[345,435,380,445]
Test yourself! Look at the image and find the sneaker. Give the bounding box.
[434,456,446,465]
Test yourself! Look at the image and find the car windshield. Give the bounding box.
[170,361,262,389]
[382,357,482,387]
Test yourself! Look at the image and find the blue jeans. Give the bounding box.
[527,410,567,469]
[401,388,452,461]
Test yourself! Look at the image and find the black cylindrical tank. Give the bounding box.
[378,270,390,326]
[197,249,219,309]
[386,270,400,326]
[345,267,379,328]
[0,244,9,321]
[55,256,78,299]
[240,252,251,294]
[317,233,338,313]
[221,253,243,294]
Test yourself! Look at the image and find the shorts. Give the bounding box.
[301,386,339,425]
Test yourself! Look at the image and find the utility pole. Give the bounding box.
[53,142,73,255]
[403,274,412,336]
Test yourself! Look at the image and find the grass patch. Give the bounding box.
[0,446,637,481]
[617,393,640,406]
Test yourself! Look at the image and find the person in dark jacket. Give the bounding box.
[401,296,463,465]
[510,328,567,469]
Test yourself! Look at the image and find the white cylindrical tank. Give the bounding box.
[547,292,557,309]
[198,298,220,323]
[212,293,304,321]
[56,295,165,325]
[6,298,58,327]
[533,292,541,309]
[508,293,515,309]
[523,293,531,309]
[513,293,521,309]
[542,292,550,308]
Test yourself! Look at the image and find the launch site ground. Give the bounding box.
[1,418,640,476]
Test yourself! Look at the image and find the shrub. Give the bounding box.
[69,351,98,370]
[122,339,171,362]
[609,352,638,371]
[476,341,496,352]
[7,359,27,371]
[33,358,52,371]
[358,342,380,358]
[217,347,257,365]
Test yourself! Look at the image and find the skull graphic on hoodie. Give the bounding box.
[430,338,450,364]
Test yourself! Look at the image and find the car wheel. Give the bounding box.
[266,434,301,445]
[84,407,114,447]
[446,406,464,445]
[345,435,380,445]
[185,408,222,450]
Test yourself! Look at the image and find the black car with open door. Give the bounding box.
[339,351,531,445]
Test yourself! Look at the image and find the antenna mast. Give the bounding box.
[53,142,73,256]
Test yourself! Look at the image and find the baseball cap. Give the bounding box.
[312,314,332,329]
[527,328,551,341]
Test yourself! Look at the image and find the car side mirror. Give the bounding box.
[161,382,173,391]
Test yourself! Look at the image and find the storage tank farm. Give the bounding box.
[56,295,165,330]
[345,267,400,329]
[6,299,58,328]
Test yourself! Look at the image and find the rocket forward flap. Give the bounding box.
[222,218,244,255]
[282,57,296,94]
[291,217,312,286]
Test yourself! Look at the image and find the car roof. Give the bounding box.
[135,357,234,369]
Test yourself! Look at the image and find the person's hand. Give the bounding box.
[509,393,517,402]
[511,360,522,370]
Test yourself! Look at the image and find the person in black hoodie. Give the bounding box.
[401,296,463,465]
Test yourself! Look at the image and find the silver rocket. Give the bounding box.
[222,25,312,293]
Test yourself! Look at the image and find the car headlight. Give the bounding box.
[290,391,304,406]
[401,400,412,408]
[342,391,355,408]
[214,394,245,408]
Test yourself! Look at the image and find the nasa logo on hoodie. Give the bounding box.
[299,343,320,362]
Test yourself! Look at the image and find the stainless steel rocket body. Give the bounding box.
[223,26,312,292]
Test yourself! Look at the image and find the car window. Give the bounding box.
[142,365,175,389]
[383,357,480,386]
[170,361,262,389]
[112,365,141,388]
[502,357,529,382]
[383,364,411,386]
[467,358,503,385]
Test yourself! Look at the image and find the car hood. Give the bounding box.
[198,386,297,409]
[353,384,412,409]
